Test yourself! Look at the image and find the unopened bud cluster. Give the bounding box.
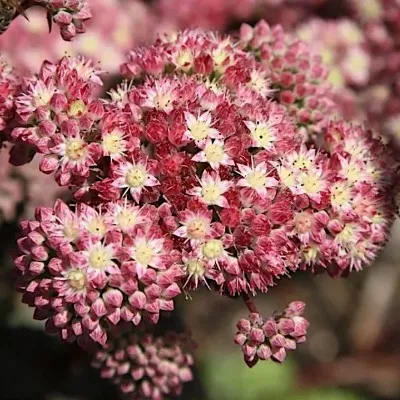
[92,331,194,400]
[38,0,92,41]
[235,302,309,367]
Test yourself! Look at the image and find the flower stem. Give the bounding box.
[242,293,259,314]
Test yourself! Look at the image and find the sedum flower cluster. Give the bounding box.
[0,0,92,41]
[1,19,398,400]
[34,0,92,41]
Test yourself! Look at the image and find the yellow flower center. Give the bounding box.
[342,164,362,184]
[278,167,295,187]
[249,74,268,93]
[204,143,224,163]
[88,247,112,270]
[213,48,228,66]
[251,125,274,148]
[368,166,381,181]
[134,243,154,265]
[300,172,323,194]
[68,100,87,117]
[67,269,87,290]
[34,89,53,107]
[371,213,384,224]
[247,171,267,189]
[185,259,206,277]
[190,121,210,141]
[202,239,223,259]
[116,209,137,232]
[63,221,80,241]
[65,139,87,161]
[351,241,368,259]
[302,246,319,262]
[87,216,108,237]
[331,183,351,208]
[344,140,365,158]
[293,155,312,170]
[201,184,222,203]
[155,92,173,111]
[102,130,125,155]
[336,225,356,245]
[175,50,193,70]
[126,167,147,187]
[187,218,208,239]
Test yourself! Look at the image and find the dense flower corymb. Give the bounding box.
[7,21,399,390]
[15,199,183,345]
[92,331,195,400]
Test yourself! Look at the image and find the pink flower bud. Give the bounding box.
[285,301,306,317]
[234,333,247,346]
[129,291,147,309]
[60,24,77,41]
[243,343,257,360]
[53,310,70,327]
[257,344,272,360]
[263,319,278,337]
[103,289,123,308]
[53,10,73,25]
[237,318,251,333]
[92,298,107,318]
[29,261,45,275]
[277,318,295,335]
[272,347,287,363]
[31,245,49,261]
[249,328,265,344]
[40,155,59,174]
[270,334,286,348]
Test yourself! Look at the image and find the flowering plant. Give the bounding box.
[0,11,399,400]
[0,0,91,41]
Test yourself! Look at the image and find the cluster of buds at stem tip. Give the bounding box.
[235,301,309,367]
[0,0,91,40]
[92,331,195,400]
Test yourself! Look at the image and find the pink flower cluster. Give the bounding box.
[235,301,309,367]
[92,331,194,400]
[3,19,398,399]
[122,21,334,132]
[33,0,92,41]
[238,21,335,132]
[0,55,66,221]
[15,199,183,345]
